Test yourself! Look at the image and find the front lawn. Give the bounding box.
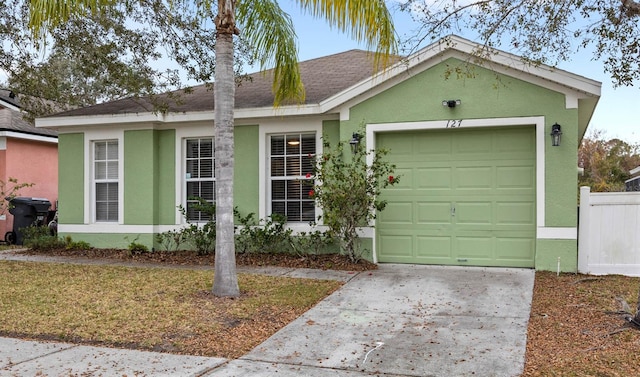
[0,261,341,358]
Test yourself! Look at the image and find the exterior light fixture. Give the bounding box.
[442,99,461,108]
[550,123,562,147]
[349,133,362,154]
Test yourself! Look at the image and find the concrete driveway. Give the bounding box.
[207,264,535,376]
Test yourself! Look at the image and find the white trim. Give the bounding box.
[537,227,577,240]
[37,112,165,128]
[84,130,124,224]
[0,131,58,144]
[0,137,5,150]
[59,223,184,234]
[258,119,323,221]
[0,101,20,112]
[366,116,546,260]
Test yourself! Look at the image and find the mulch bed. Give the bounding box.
[19,248,379,272]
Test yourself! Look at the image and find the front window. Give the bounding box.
[269,133,315,222]
[94,140,118,222]
[185,138,215,221]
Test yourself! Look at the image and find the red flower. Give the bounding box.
[306,173,312,178]
[388,175,394,183]
[308,190,315,198]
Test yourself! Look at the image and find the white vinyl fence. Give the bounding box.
[578,186,640,276]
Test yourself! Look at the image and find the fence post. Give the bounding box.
[577,186,591,274]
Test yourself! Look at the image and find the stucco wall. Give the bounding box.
[1,137,58,240]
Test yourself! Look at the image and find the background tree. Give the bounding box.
[578,129,640,192]
[397,0,640,87]
[28,0,397,297]
[1,0,254,121]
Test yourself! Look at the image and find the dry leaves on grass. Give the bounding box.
[523,271,640,376]
[0,261,342,358]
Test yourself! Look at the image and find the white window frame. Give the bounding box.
[259,120,323,229]
[84,130,124,225]
[175,124,215,225]
[268,132,316,223]
[184,137,215,222]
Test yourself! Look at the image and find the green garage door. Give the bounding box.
[376,126,536,267]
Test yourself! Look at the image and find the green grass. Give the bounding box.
[0,261,342,357]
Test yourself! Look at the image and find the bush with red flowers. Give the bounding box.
[311,132,399,262]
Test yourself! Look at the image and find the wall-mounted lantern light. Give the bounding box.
[442,99,461,108]
[349,133,362,154]
[550,123,562,147]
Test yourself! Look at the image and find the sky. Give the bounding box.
[272,2,640,145]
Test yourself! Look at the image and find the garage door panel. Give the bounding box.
[496,202,535,225]
[454,131,492,154]
[417,236,452,258]
[417,202,452,224]
[496,130,536,153]
[417,167,451,189]
[456,236,493,260]
[497,166,535,188]
[495,237,536,261]
[455,202,492,224]
[455,166,493,189]
[378,233,413,258]
[389,167,414,189]
[378,201,413,224]
[416,133,452,155]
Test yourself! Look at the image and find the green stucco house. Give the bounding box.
[37,36,601,272]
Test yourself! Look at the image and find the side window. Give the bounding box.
[185,138,215,221]
[93,140,119,222]
[269,133,315,222]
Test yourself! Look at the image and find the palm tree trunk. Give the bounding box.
[212,0,240,297]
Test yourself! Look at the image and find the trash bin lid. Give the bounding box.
[9,197,50,204]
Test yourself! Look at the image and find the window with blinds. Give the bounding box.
[270,133,315,222]
[94,140,119,222]
[185,138,215,221]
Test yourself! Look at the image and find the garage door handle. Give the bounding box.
[451,206,456,216]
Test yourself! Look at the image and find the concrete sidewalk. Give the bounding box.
[0,251,535,376]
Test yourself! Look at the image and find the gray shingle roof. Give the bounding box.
[49,49,394,117]
[0,90,58,138]
[0,107,58,137]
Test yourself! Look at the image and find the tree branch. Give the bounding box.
[622,0,640,16]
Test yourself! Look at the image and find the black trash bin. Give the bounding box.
[6,197,51,245]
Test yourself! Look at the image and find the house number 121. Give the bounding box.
[446,119,462,128]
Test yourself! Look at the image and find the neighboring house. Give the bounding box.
[36,36,601,272]
[626,166,640,191]
[0,89,58,242]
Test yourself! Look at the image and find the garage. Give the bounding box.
[376,126,536,267]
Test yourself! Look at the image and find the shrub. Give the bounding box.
[178,198,216,255]
[290,224,333,257]
[154,229,188,252]
[311,131,399,262]
[125,235,149,255]
[64,238,92,251]
[22,226,65,251]
[235,210,293,254]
